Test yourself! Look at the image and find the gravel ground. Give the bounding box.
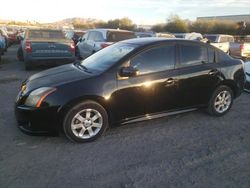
[0,45,250,188]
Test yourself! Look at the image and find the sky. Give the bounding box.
[1,0,250,25]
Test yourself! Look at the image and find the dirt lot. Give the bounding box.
[0,45,250,188]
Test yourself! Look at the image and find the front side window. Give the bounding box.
[179,43,208,67]
[208,47,216,63]
[130,44,175,75]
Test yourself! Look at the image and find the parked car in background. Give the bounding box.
[0,33,5,61]
[229,35,250,61]
[244,61,250,92]
[18,29,75,70]
[15,38,245,142]
[156,33,175,38]
[135,32,156,38]
[6,27,19,45]
[174,32,203,40]
[135,32,175,39]
[76,29,136,59]
[0,28,9,51]
[204,34,234,53]
[65,30,86,45]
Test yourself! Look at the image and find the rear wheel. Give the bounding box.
[63,101,108,143]
[207,85,233,116]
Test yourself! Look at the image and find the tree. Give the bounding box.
[151,24,166,32]
[165,15,189,33]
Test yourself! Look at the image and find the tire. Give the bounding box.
[17,46,24,61]
[63,100,109,143]
[207,85,234,116]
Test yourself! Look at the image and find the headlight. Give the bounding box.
[25,87,56,107]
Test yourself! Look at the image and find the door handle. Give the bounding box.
[208,69,219,75]
[165,78,175,85]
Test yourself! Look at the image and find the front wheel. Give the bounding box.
[207,85,234,116]
[63,101,109,143]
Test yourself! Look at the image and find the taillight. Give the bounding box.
[70,42,75,53]
[100,43,110,49]
[25,41,32,53]
[240,44,245,51]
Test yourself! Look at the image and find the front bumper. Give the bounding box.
[15,104,60,135]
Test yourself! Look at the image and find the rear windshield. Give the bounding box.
[28,30,65,39]
[205,35,217,42]
[107,31,136,42]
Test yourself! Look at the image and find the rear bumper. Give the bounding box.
[25,56,76,65]
[15,105,60,135]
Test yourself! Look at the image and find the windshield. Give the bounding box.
[206,35,217,42]
[80,43,137,72]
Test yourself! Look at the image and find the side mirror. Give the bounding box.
[119,66,139,77]
[79,38,83,42]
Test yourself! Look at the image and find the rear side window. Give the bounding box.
[179,43,208,67]
[107,31,136,42]
[208,47,216,63]
[87,32,96,41]
[94,32,104,42]
[28,30,65,39]
[130,44,175,75]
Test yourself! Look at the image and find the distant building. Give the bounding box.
[197,14,250,23]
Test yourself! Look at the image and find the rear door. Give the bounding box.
[176,42,221,108]
[84,31,96,58]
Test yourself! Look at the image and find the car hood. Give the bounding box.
[26,64,93,91]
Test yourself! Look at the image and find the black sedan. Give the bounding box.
[15,38,245,143]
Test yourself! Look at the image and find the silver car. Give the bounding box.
[76,29,136,59]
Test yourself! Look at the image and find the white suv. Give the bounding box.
[205,34,234,53]
[76,29,136,59]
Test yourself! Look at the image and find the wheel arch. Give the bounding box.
[57,95,113,127]
[217,79,239,98]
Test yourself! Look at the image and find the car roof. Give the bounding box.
[120,37,204,46]
[87,28,133,33]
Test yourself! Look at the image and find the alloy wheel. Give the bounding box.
[71,109,103,139]
[214,90,232,114]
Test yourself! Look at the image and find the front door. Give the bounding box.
[112,43,179,121]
